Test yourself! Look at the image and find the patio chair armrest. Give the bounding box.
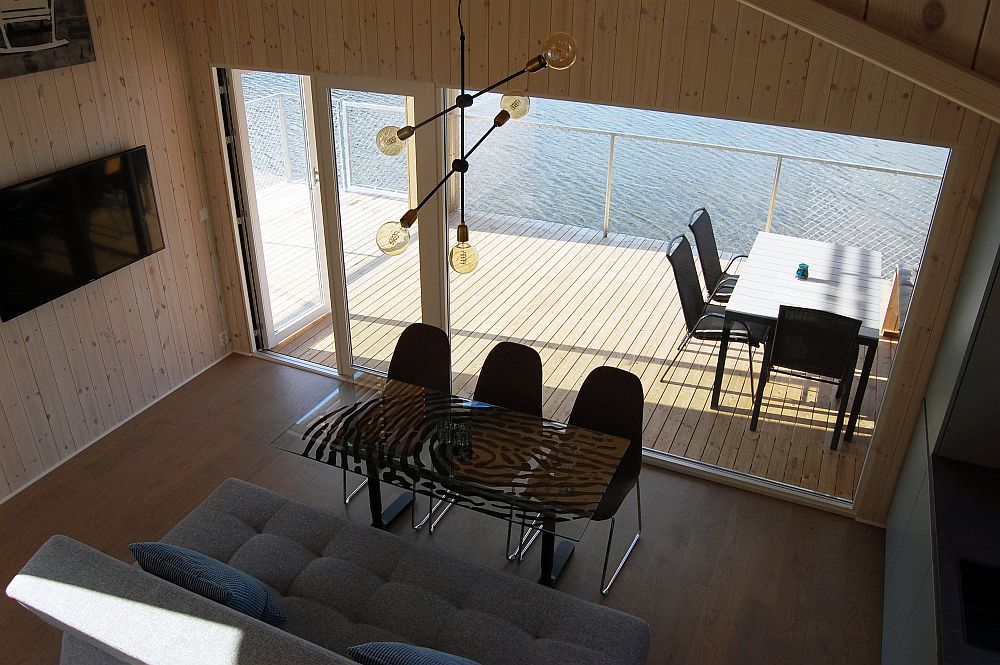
[708,276,739,302]
[722,254,748,273]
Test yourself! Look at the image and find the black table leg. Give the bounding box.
[365,468,412,530]
[538,516,575,586]
[845,339,877,442]
[711,318,732,409]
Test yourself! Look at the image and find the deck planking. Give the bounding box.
[265,185,889,502]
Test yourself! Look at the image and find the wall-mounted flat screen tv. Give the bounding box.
[0,146,164,322]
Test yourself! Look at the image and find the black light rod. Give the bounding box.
[412,168,456,216]
[463,120,502,161]
[471,67,531,99]
[412,102,460,131]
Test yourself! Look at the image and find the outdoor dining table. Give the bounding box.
[270,378,631,586]
[710,231,884,442]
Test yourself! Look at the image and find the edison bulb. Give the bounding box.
[500,91,530,119]
[375,125,405,157]
[542,32,577,70]
[449,242,479,274]
[376,221,410,255]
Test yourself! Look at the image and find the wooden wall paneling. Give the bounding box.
[394,0,417,81]
[527,0,552,94]
[134,0,206,375]
[866,0,989,67]
[0,343,43,483]
[245,0,267,69]
[68,67,105,158]
[874,73,913,137]
[549,0,574,98]
[35,72,73,168]
[276,1,299,71]
[486,0,510,87]
[726,5,764,116]
[0,322,60,470]
[772,27,812,123]
[701,0,739,115]
[858,116,998,522]
[411,0,433,81]
[631,0,665,108]
[293,0,314,73]
[505,0,530,91]
[129,263,174,394]
[261,1,281,68]
[115,269,160,405]
[749,15,788,119]
[82,284,132,420]
[589,0,620,102]
[14,313,78,457]
[234,0,254,66]
[974,1,1000,79]
[823,49,864,129]
[36,303,101,440]
[468,0,489,90]
[824,0,869,16]
[358,0,381,78]
[900,85,939,140]
[851,60,889,134]
[98,279,147,415]
[568,0,596,100]
[677,0,713,112]
[66,291,121,426]
[611,0,641,104]
[202,0,226,65]
[655,0,689,109]
[430,0,452,84]
[0,403,21,495]
[214,0,238,65]
[13,78,56,174]
[449,0,461,86]
[83,0,125,153]
[326,0,349,75]
[148,0,219,371]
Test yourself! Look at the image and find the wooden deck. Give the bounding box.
[266,185,891,502]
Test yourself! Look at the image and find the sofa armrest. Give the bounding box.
[6,535,354,665]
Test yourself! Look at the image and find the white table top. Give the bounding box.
[726,232,884,340]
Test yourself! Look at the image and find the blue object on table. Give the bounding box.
[796,263,809,280]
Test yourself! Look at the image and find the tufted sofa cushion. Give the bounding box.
[161,479,650,665]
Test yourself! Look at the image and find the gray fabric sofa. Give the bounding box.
[7,478,651,665]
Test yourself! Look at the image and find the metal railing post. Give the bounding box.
[277,94,293,183]
[602,134,616,239]
[764,155,783,232]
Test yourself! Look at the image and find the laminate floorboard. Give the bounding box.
[0,355,883,664]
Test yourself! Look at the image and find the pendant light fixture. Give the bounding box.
[374,0,577,273]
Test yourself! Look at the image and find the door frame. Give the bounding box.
[309,73,448,377]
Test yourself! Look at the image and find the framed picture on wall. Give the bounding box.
[1,0,95,80]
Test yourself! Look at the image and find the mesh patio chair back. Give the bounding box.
[770,306,861,380]
[665,235,707,335]
[688,208,724,296]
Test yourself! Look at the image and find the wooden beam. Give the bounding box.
[737,0,1000,125]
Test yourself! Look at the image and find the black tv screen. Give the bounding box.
[0,146,164,322]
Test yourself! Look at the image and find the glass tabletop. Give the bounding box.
[270,378,631,542]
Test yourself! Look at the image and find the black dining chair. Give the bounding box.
[659,235,768,396]
[343,323,451,522]
[688,208,747,304]
[568,365,644,595]
[467,342,546,557]
[750,306,861,450]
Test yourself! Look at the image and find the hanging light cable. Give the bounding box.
[373,0,578,272]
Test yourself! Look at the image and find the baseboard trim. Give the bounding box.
[0,352,234,508]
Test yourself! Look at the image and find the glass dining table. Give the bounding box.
[270,378,631,586]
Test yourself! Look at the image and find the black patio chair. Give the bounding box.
[688,208,747,304]
[750,306,861,450]
[659,235,768,396]
[343,323,451,521]
[568,366,644,595]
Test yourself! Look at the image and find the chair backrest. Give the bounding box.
[666,234,707,334]
[473,342,543,416]
[387,322,451,394]
[770,306,861,379]
[688,208,723,296]
[569,366,644,521]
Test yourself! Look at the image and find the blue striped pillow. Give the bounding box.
[129,542,286,626]
[347,642,480,665]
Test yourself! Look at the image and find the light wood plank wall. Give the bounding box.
[0,0,228,503]
[179,0,999,524]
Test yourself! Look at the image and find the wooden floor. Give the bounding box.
[0,355,884,665]
[267,185,893,502]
